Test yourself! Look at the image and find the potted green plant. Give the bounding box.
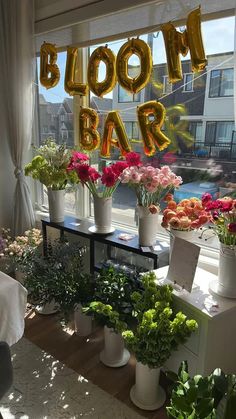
[122,271,198,411]
[167,361,236,419]
[85,266,139,367]
[23,239,88,317]
[25,138,77,222]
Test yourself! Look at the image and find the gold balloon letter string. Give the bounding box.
[116,38,152,94]
[64,47,88,96]
[79,108,100,151]
[161,6,207,83]
[88,46,117,97]
[101,111,132,158]
[137,101,171,156]
[40,42,60,89]
[186,7,208,73]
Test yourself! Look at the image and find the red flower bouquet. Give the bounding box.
[67,152,130,197]
[201,194,236,246]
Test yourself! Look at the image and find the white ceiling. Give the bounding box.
[35,0,102,21]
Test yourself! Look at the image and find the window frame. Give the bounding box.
[118,85,141,103]
[209,67,234,98]
[183,73,194,92]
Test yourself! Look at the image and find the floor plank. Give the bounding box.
[24,309,169,419]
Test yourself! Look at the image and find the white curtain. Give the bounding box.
[0,0,35,234]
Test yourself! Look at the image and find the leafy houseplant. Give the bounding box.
[122,271,198,411]
[167,361,236,419]
[85,266,139,367]
[23,239,88,316]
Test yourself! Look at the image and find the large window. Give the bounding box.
[209,68,234,97]
[118,86,141,103]
[189,121,203,142]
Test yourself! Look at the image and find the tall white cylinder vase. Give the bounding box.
[130,361,166,411]
[210,243,236,298]
[169,228,194,262]
[89,196,114,234]
[74,304,93,336]
[137,205,159,247]
[47,189,65,223]
[100,326,130,367]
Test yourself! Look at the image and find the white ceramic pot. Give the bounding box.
[169,228,194,262]
[74,304,93,336]
[137,205,159,247]
[47,189,65,223]
[91,196,113,234]
[210,243,236,298]
[100,326,130,367]
[130,361,166,411]
[35,299,59,315]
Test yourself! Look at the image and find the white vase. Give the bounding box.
[74,304,93,336]
[130,361,166,411]
[137,205,159,247]
[47,189,65,223]
[210,243,236,298]
[169,228,194,262]
[90,196,114,234]
[35,299,59,315]
[100,326,130,367]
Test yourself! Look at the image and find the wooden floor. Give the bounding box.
[24,309,169,419]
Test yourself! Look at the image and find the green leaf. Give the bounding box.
[195,398,215,419]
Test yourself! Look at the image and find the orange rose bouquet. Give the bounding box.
[161,194,210,231]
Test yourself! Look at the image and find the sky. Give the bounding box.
[38,16,235,103]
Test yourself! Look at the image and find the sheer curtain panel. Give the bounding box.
[0,0,35,234]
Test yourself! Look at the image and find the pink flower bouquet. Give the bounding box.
[201,193,236,246]
[120,153,182,212]
[67,151,129,198]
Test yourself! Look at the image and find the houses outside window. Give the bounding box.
[163,75,172,94]
[183,73,194,92]
[188,121,203,142]
[209,68,233,97]
[205,121,234,145]
[118,86,141,103]
[124,122,139,139]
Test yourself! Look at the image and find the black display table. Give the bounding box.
[41,216,168,274]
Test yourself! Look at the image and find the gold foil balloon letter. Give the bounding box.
[40,42,60,89]
[88,46,117,97]
[161,6,207,83]
[137,101,171,156]
[187,7,207,73]
[64,47,88,96]
[116,38,152,94]
[79,108,100,151]
[101,111,131,158]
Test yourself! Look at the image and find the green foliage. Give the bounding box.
[167,361,236,419]
[122,272,198,369]
[84,302,126,333]
[25,138,77,189]
[23,239,91,321]
[84,266,139,332]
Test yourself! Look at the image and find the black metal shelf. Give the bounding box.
[42,215,169,274]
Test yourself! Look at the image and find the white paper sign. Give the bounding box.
[167,237,200,293]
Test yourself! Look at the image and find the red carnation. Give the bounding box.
[89,167,100,182]
[76,164,91,183]
[101,166,117,187]
[125,152,142,167]
[111,161,128,176]
[202,193,212,206]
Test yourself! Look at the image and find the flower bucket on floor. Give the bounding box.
[74,304,93,337]
[35,299,59,315]
[130,361,166,411]
[100,326,130,368]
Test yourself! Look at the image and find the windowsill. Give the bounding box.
[35,210,219,276]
